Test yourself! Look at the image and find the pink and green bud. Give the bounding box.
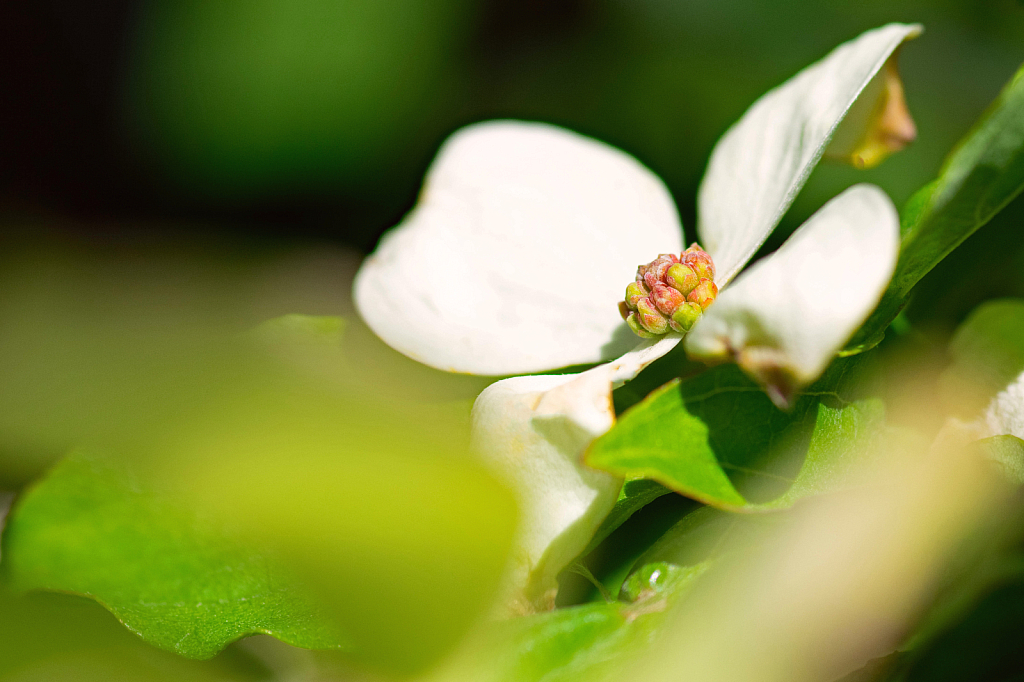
[624,244,717,338]
[665,262,699,295]
[650,282,686,316]
[626,312,659,338]
[635,297,669,334]
[642,254,679,289]
[669,301,702,332]
[625,281,650,310]
[682,243,715,282]
[687,279,719,311]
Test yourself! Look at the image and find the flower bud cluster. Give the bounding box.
[620,244,718,338]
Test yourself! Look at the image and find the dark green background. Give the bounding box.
[2,0,1022,262]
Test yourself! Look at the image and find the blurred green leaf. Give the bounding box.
[0,588,271,682]
[2,453,346,660]
[939,299,1024,416]
[853,556,1024,682]
[587,363,885,510]
[152,375,517,675]
[854,62,1024,344]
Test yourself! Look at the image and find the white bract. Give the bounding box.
[354,23,918,611]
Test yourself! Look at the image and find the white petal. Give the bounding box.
[354,121,683,375]
[985,370,1024,440]
[686,184,899,406]
[471,336,679,611]
[698,23,921,286]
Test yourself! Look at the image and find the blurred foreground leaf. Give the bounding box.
[587,363,886,510]
[0,588,270,682]
[1,310,516,675]
[2,453,346,659]
[854,62,1024,345]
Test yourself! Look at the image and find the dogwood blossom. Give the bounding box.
[354,24,919,611]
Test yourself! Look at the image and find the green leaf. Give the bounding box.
[445,564,708,682]
[939,299,1024,417]
[587,363,886,510]
[854,63,1024,343]
[558,486,697,607]
[1,453,347,660]
[0,588,273,682]
[581,479,672,556]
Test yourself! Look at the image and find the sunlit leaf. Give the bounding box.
[586,362,886,510]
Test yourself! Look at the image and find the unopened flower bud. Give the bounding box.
[682,247,715,282]
[625,281,649,310]
[687,279,718,311]
[623,245,717,338]
[665,263,699,295]
[626,312,658,338]
[650,282,686,316]
[642,254,679,290]
[635,297,669,335]
[669,302,702,332]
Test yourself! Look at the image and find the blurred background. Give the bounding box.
[1,0,1022,252]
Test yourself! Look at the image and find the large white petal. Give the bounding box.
[686,184,899,406]
[354,121,683,375]
[471,336,680,612]
[698,23,920,286]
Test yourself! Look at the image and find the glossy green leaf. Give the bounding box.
[587,363,885,510]
[939,299,1024,417]
[1,453,347,660]
[854,63,1024,344]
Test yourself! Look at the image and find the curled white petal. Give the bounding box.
[471,336,679,611]
[354,121,683,376]
[698,23,921,286]
[686,184,899,405]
